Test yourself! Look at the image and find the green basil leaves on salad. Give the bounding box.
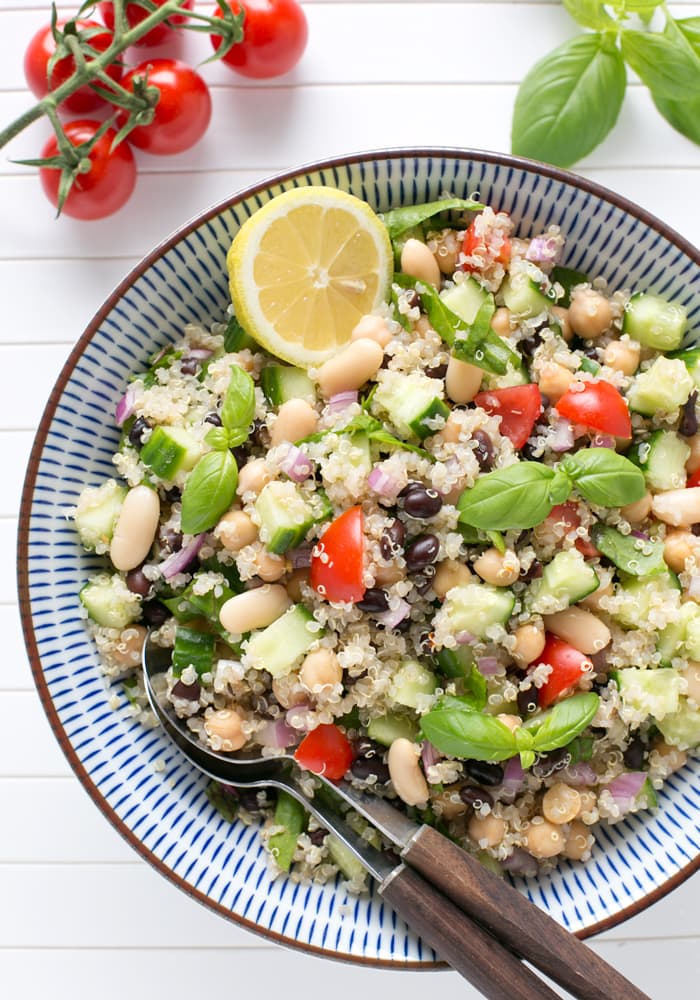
[382,197,485,240]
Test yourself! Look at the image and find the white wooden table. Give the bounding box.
[2,2,699,997]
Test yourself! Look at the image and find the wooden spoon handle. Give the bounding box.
[380,864,560,1000]
[403,825,649,1000]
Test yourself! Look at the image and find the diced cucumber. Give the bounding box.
[440,276,490,325]
[670,347,700,390]
[224,315,259,353]
[684,615,700,660]
[243,604,320,677]
[374,370,450,440]
[500,274,549,319]
[657,698,700,749]
[79,574,141,629]
[347,433,372,477]
[268,791,306,872]
[366,712,419,746]
[611,574,681,630]
[616,667,681,721]
[172,625,216,677]
[140,425,203,479]
[73,479,126,551]
[657,603,700,666]
[590,523,665,578]
[434,644,475,679]
[254,481,317,555]
[326,834,367,882]
[628,430,690,491]
[551,266,589,307]
[389,659,438,709]
[622,292,687,351]
[529,550,599,614]
[440,582,515,639]
[578,356,601,376]
[261,365,316,406]
[627,358,694,417]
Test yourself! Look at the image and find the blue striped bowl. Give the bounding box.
[18,149,700,965]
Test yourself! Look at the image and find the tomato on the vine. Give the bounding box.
[117,60,212,156]
[211,0,308,79]
[39,120,137,221]
[24,20,121,114]
[98,0,194,47]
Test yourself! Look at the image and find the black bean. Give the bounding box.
[161,528,183,553]
[141,600,170,627]
[232,445,250,467]
[380,519,405,559]
[519,560,542,582]
[419,630,436,655]
[354,737,385,759]
[589,650,610,674]
[679,390,699,438]
[398,480,424,499]
[404,534,440,572]
[308,828,328,847]
[472,429,494,471]
[403,485,443,519]
[125,567,152,597]
[623,736,647,771]
[351,756,390,783]
[172,679,201,701]
[405,290,420,310]
[356,588,390,613]
[462,760,504,786]
[692,523,700,537]
[163,486,181,504]
[459,785,495,809]
[180,356,200,376]
[204,411,222,426]
[519,333,542,358]
[249,418,265,446]
[238,788,276,812]
[539,393,550,411]
[128,416,152,449]
[516,688,538,717]
[426,362,448,380]
[531,747,571,779]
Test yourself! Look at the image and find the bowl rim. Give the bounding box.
[17,146,700,966]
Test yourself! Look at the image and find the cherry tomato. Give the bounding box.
[473,384,542,450]
[98,0,193,47]
[211,0,308,79]
[530,634,593,709]
[688,468,700,489]
[294,724,354,781]
[24,19,121,114]
[39,120,137,221]
[555,380,632,439]
[310,506,365,604]
[462,217,511,272]
[116,60,212,156]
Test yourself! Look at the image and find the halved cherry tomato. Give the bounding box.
[688,468,700,488]
[24,19,121,114]
[310,506,365,603]
[99,0,193,47]
[462,217,511,272]
[294,724,354,781]
[530,634,593,708]
[555,380,632,439]
[473,384,542,450]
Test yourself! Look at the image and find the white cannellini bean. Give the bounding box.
[400,238,441,287]
[110,485,160,571]
[543,607,611,654]
[473,547,520,587]
[219,584,291,634]
[387,738,429,806]
[445,356,483,404]
[651,488,700,527]
[316,337,384,397]
[270,398,318,446]
[351,314,392,347]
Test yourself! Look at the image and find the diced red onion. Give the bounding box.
[562,763,597,786]
[630,530,649,540]
[289,545,313,569]
[186,348,214,360]
[501,848,538,878]
[606,771,647,813]
[501,755,525,798]
[421,740,441,771]
[477,656,500,676]
[375,598,411,629]
[285,703,312,731]
[525,236,562,266]
[550,417,575,452]
[590,434,616,449]
[257,718,297,748]
[456,630,476,645]
[280,444,314,483]
[328,390,358,413]
[160,533,206,580]
[368,464,401,499]
[115,386,137,427]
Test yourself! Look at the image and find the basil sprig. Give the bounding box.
[299,411,433,461]
[382,197,484,240]
[458,449,646,531]
[420,692,599,770]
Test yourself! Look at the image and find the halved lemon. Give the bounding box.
[227,186,393,368]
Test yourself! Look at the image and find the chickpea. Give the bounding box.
[496,714,522,733]
[686,433,700,475]
[432,558,472,600]
[576,790,598,823]
[524,819,565,859]
[351,314,392,348]
[681,662,700,705]
[388,738,429,806]
[215,510,258,553]
[111,624,147,670]
[542,783,581,825]
[438,412,463,444]
[432,784,468,820]
[446,356,483,404]
[286,567,310,602]
[603,338,640,376]
[431,229,461,275]
[490,307,511,338]
[272,675,307,710]
[568,288,613,340]
[538,362,575,403]
[270,398,318,447]
[473,547,520,587]
[468,813,506,849]
[237,458,272,498]
[652,740,687,773]
[620,491,652,524]
[663,529,700,574]
[204,708,246,751]
[400,238,441,288]
[254,548,287,582]
[317,338,384,397]
[300,648,342,691]
[563,821,593,861]
[551,305,573,342]
[511,623,546,667]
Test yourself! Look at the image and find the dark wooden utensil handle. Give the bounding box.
[380,864,560,1000]
[403,825,649,1000]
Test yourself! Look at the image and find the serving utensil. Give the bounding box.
[143,633,648,1000]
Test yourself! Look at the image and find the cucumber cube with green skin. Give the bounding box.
[440,277,490,325]
[268,791,307,872]
[73,479,126,551]
[670,348,700,389]
[627,358,694,417]
[224,315,259,353]
[172,625,216,677]
[326,834,367,881]
[260,365,316,406]
[528,550,599,614]
[79,574,140,629]
[628,430,690,491]
[657,698,700,749]
[243,604,320,677]
[611,574,681,630]
[622,292,687,350]
[434,644,475,679]
[140,425,203,479]
[347,433,372,477]
[657,602,700,666]
[616,667,682,722]
[684,616,700,660]
[440,582,515,639]
[373,370,450,440]
[366,712,419,746]
[254,481,317,555]
[500,274,550,319]
[389,659,438,709]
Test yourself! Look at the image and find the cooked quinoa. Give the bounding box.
[72,195,700,889]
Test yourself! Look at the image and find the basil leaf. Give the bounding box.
[221,365,256,434]
[551,266,589,307]
[420,709,517,762]
[550,468,574,505]
[300,411,433,460]
[590,523,666,577]
[678,16,700,55]
[530,693,600,752]
[652,90,700,144]
[383,198,484,240]
[457,462,567,530]
[561,448,646,507]
[563,0,616,30]
[511,33,626,168]
[568,735,594,764]
[181,450,238,535]
[205,426,232,451]
[621,20,700,101]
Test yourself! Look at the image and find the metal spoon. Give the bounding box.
[141,633,649,1000]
